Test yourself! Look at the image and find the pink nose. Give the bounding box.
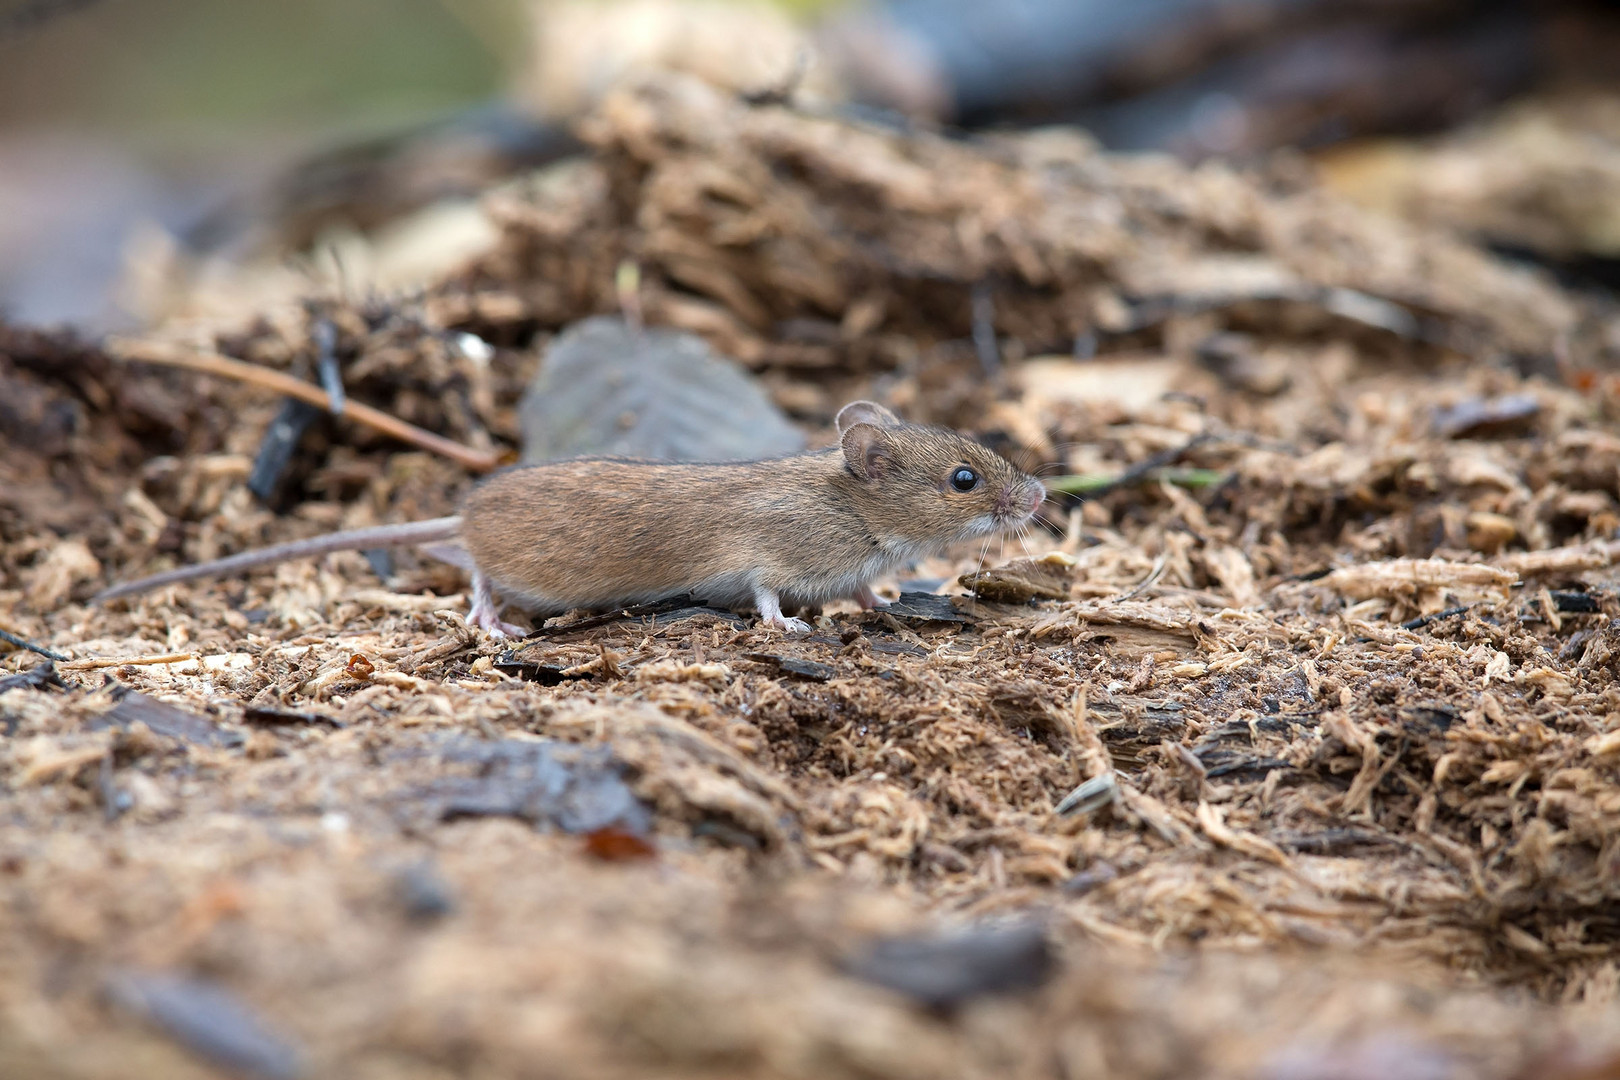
[999,484,1046,518]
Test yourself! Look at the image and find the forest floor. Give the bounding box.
[6,75,1620,1079]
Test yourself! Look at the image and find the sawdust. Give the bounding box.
[6,74,1620,1078]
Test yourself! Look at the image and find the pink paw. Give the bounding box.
[763,614,812,634]
[468,608,526,638]
[854,584,891,610]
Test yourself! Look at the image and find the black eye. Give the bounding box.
[950,467,980,492]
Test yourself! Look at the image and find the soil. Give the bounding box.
[6,74,1620,1079]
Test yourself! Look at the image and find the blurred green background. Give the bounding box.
[0,0,520,150]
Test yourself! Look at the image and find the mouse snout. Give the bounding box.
[1023,482,1046,516]
[997,480,1046,520]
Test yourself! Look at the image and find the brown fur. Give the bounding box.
[98,402,1047,632]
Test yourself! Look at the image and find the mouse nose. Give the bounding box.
[1013,481,1045,517]
[999,481,1046,519]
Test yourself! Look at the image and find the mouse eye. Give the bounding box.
[950,467,980,492]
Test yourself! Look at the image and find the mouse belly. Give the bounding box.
[481,563,757,617]
[484,569,784,617]
[480,547,909,627]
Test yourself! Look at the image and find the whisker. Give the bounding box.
[970,532,994,619]
[1005,445,1046,474]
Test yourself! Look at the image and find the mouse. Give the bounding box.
[94,401,1048,636]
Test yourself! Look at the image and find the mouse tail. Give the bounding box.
[93,516,464,604]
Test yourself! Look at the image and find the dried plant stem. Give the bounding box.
[107,338,503,473]
[1046,468,1227,496]
[60,652,195,671]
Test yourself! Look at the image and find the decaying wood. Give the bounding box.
[6,71,1620,1079]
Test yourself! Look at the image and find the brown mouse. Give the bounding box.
[95,401,1047,636]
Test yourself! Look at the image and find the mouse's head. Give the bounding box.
[836,401,1046,545]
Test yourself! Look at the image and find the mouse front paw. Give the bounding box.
[764,614,812,634]
[753,587,810,635]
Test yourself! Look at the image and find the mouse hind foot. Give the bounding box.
[853,584,890,610]
[468,570,528,638]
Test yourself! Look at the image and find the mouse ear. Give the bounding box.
[841,423,893,482]
[835,401,901,435]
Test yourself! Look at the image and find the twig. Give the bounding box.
[1115,551,1168,602]
[0,627,67,662]
[105,338,503,473]
[60,652,197,671]
[1401,605,1471,631]
[1060,430,1291,498]
[1086,433,1219,498]
[528,595,707,638]
[311,318,345,415]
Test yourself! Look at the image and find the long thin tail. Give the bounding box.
[94,516,464,603]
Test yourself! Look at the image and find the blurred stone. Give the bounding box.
[519,316,806,464]
[844,921,1057,1010]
